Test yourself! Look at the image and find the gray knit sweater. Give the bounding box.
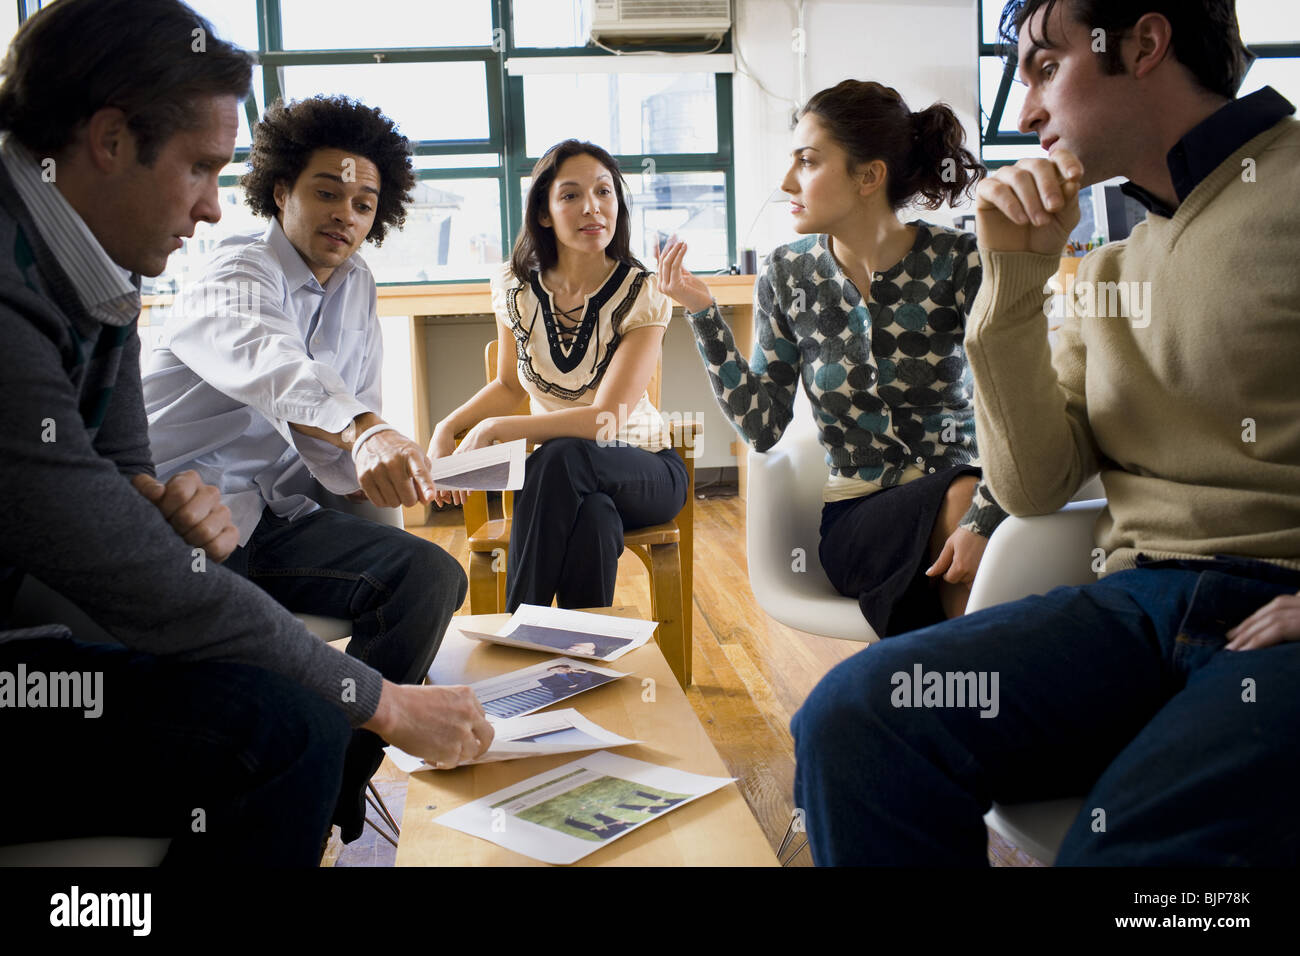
[0,163,382,727]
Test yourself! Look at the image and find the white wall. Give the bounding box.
[647,0,983,469]
[732,0,981,260]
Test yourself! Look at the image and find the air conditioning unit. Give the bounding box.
[590,0,731,44]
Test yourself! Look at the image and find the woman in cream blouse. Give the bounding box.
[430,139,687,610]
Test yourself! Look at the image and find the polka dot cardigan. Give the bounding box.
[686,221,1005,536]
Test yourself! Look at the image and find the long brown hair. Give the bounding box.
[510,139,646,284]
[800,80,983,210]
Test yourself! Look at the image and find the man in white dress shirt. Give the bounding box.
[144,95,466,843]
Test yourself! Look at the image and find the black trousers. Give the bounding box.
[225,507,467,842]
[819,465,980,637]
[0,629,351,866]
[505,438,688,611]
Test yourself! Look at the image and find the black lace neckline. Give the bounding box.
[530,262,631,374]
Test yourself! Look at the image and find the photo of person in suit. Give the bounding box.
[537,663,606,699]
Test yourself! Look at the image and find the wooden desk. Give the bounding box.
[396,610,778,867]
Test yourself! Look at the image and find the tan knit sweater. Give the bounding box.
[965,117,1300,575]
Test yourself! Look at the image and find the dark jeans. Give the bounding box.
[0,629,351,866]
[224,506,467,842]
[505,438,688,611]
[792,555,1300,865]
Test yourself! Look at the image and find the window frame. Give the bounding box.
[14,0,737,284]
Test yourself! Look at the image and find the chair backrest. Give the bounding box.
[744,393,875,641]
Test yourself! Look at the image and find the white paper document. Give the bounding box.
[468,657,628,720]
[429,438,526,491]
[459,605,657,662]
[433,751,734,864]
[384,709,639,772]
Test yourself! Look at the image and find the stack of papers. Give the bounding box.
[459,605,657,662]
[468,657,629,720]
[385,710,639,771]
[429,438,526,491]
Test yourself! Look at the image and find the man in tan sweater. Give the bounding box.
[792,0,1300,865]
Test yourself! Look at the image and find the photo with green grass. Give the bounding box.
[513,776,691,842]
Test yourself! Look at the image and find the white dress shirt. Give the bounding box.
[143,217,382,546]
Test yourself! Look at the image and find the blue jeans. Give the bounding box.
[0,629,351,866]
[792,556,1300,865]
[225,506,467,841]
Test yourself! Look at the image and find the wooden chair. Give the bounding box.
[460,340,699,688]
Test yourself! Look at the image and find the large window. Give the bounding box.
[977,0,1300,167]
[9,0,735,286]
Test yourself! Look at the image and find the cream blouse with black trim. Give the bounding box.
[489,259,673,453]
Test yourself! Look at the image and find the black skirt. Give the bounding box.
[818,466,981,638]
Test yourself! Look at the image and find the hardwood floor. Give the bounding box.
[325,493,1042,867]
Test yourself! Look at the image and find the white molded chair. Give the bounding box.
[747,391,1109,864]
[0,493,404,866]
[965,489,1105,865]
[746,396,877,641]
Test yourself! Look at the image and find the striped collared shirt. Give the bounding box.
[0,132,140,326]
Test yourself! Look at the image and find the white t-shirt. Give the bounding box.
[490,259,672,452]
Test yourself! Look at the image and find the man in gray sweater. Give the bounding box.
[0,0,491,865]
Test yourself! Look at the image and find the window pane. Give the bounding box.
[981,0,1012,46]
[980,143,1044,164]
[519,171,728,274]
[522,73,716,157]
[1238,0,1300,43]
[280,63,489,141]
[1239,56,1300,102]
[237,80,266,151]
[513,0,590,48]
[280,0,492,49]
[979,55,1025,136]
[0,1,18,53]
[365,178,503,282]
[415,153,500,170]
[156,178,504,291]
[187,0,260,53]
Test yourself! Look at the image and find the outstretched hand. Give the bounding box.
[656,236,715,314]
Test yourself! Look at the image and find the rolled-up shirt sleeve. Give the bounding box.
[283,283,384,494]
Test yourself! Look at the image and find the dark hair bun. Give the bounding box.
[801,80,984,210]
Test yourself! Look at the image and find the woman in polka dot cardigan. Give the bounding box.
[659,80,1008,637]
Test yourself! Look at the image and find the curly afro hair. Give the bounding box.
[242,95,416,245]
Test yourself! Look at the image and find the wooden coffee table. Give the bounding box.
[396,610,778,866]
